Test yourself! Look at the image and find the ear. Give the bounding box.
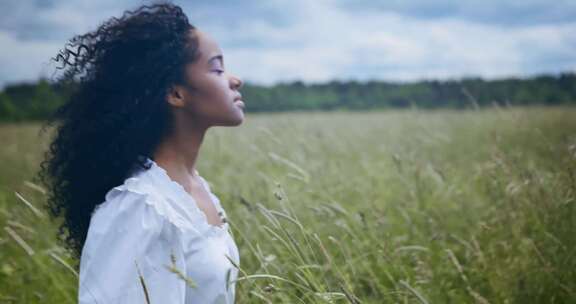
[166,85,186,108]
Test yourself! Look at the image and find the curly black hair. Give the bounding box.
[37,1,200,264]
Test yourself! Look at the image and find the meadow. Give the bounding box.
[0,106,574,303]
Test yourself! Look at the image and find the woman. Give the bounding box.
[38,2,244,303]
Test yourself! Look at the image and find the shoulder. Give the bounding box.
[86,185,167,243]
[93,174,160,220]
[91,172,203,237]
[79,180,189,303]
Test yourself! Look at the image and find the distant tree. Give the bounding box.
[0,93,19,121]
[1,72,575,121]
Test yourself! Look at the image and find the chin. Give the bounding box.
[220,114,244,126]
[232,110,245,125]
[231,115,244,126]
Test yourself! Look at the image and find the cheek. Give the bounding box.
[187,79,231,115]
[206,84,229,105]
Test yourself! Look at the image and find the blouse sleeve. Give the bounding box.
[78,189,187,304]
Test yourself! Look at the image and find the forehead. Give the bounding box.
[192,30,222,61]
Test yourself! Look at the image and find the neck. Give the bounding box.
[153,118,209,179]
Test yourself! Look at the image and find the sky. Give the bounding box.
[0,0,575,88]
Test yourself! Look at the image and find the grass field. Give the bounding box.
[0,106,575,303]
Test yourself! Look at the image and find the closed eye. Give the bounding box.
[212,69,224,74]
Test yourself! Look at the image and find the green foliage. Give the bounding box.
[0,107,575,303]
[1,73,575,121]
[0,93,19,119]
[1,78,65,122]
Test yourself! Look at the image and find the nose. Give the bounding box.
[230,74,243,90]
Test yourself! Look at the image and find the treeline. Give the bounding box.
[1,72,575,121]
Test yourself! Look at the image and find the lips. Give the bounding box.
[233,94,244,109]
[234,100,245,109]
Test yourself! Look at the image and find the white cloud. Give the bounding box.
[0,31,62,87]
[0,0,135,88]
[0,0,575,88]
[213,0,576,84]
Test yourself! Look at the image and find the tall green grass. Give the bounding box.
[0,106,574,303]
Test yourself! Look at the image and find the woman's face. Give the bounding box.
[168,29,245,127]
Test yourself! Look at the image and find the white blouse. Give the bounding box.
[78,157,240,304]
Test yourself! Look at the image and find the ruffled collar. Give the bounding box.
[138,156,230,237]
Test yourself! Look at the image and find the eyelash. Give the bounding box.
[213,69,224,74]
